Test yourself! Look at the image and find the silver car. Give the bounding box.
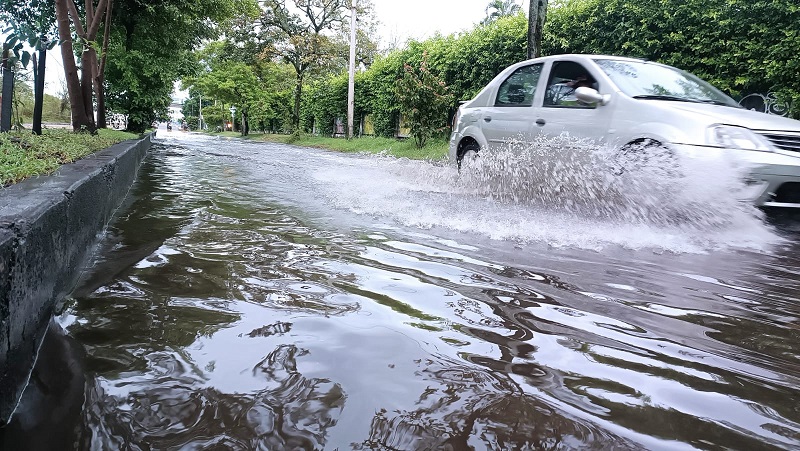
[449,54,800,207]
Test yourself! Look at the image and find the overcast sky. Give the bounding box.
[43,0,527,96]
[372,0,506,45]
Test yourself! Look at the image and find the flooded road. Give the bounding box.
[19,132,800,449]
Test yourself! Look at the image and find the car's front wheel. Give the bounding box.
[457,141,480,171]
[613,139,677,177]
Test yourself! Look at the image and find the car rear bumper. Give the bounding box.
[448,132,459,163]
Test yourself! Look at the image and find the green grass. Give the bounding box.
[207,132,450,161]
[0,128,139,186]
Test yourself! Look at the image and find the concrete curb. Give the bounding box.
[0,132,154,424]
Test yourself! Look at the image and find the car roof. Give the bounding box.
[515,54,648,65]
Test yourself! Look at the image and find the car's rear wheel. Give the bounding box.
[457,141,480,171]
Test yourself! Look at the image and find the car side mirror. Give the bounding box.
[575,87,611,106]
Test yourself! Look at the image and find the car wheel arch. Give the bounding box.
[457,136,481,158]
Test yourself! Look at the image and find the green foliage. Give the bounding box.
[257,0,351,129]
[184,116,199,130]
[427,13,528,100]
[105,0,254,133]
[297,1,800,133]
[0,0,57,67]
[395,55,454,148]
[301,74,348,136]
[199,103,229,131]
[0,128,137,186]
[184,41,296,134]
[356,52,404,137]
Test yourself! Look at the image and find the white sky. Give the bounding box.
[43,0,527,96]
[44,50,66,96]
[372,0,515,46]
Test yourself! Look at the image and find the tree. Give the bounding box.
[527,0,547,58]
[258,0,349,131]
[395,54,454,148]
[54,0,112,132]
[103,0,251,132]
[1,0,58,134]
[193,61,262,135]
[482,0,521,25]
[93,0,113,128]
[185,39,296,134]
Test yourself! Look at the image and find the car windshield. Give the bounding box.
[594,59,739,107]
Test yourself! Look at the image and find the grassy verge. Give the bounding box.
[0,128,139,187]
[207,132,450,161]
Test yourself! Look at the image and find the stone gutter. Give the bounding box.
[0,132,154,424]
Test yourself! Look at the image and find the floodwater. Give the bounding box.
[6,130,800,450]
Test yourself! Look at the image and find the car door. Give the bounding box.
[534,59,613,142]
[479,63,544,147]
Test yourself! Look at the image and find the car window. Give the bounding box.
[495,64,543,107]
[543,61,598,109]
[594,59,739,106]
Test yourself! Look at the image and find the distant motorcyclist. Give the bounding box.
[167,122,172,131]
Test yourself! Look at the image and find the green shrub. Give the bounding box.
[395,55,454,148]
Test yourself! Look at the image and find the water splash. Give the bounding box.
[314,135,779,253]
[456,135,761,227]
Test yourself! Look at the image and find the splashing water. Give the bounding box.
[456,135,762,227]
[313,135,779,252]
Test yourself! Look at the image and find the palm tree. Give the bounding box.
[482,0,521,25]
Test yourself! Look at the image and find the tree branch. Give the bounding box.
[67,0,86,37]
[98,0,113,76]
[88,0,110,39]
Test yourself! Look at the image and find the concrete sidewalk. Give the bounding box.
[0,132,153,425]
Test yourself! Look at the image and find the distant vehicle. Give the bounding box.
[167,122,172,131]
[449,54,800,207]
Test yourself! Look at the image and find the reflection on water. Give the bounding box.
[353,357,638,450]
[9,132,800,449]
[81,344,346,450]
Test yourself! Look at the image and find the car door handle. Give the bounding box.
[483,116,492,122]
[535,119,546,126]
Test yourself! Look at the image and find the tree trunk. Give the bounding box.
[55,0,93,132]
[527,0,548,59]
[32,49,47,135]
[90,49,105,129]
[80,50,97,132]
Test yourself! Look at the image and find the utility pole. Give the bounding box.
[347,0,357,139]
